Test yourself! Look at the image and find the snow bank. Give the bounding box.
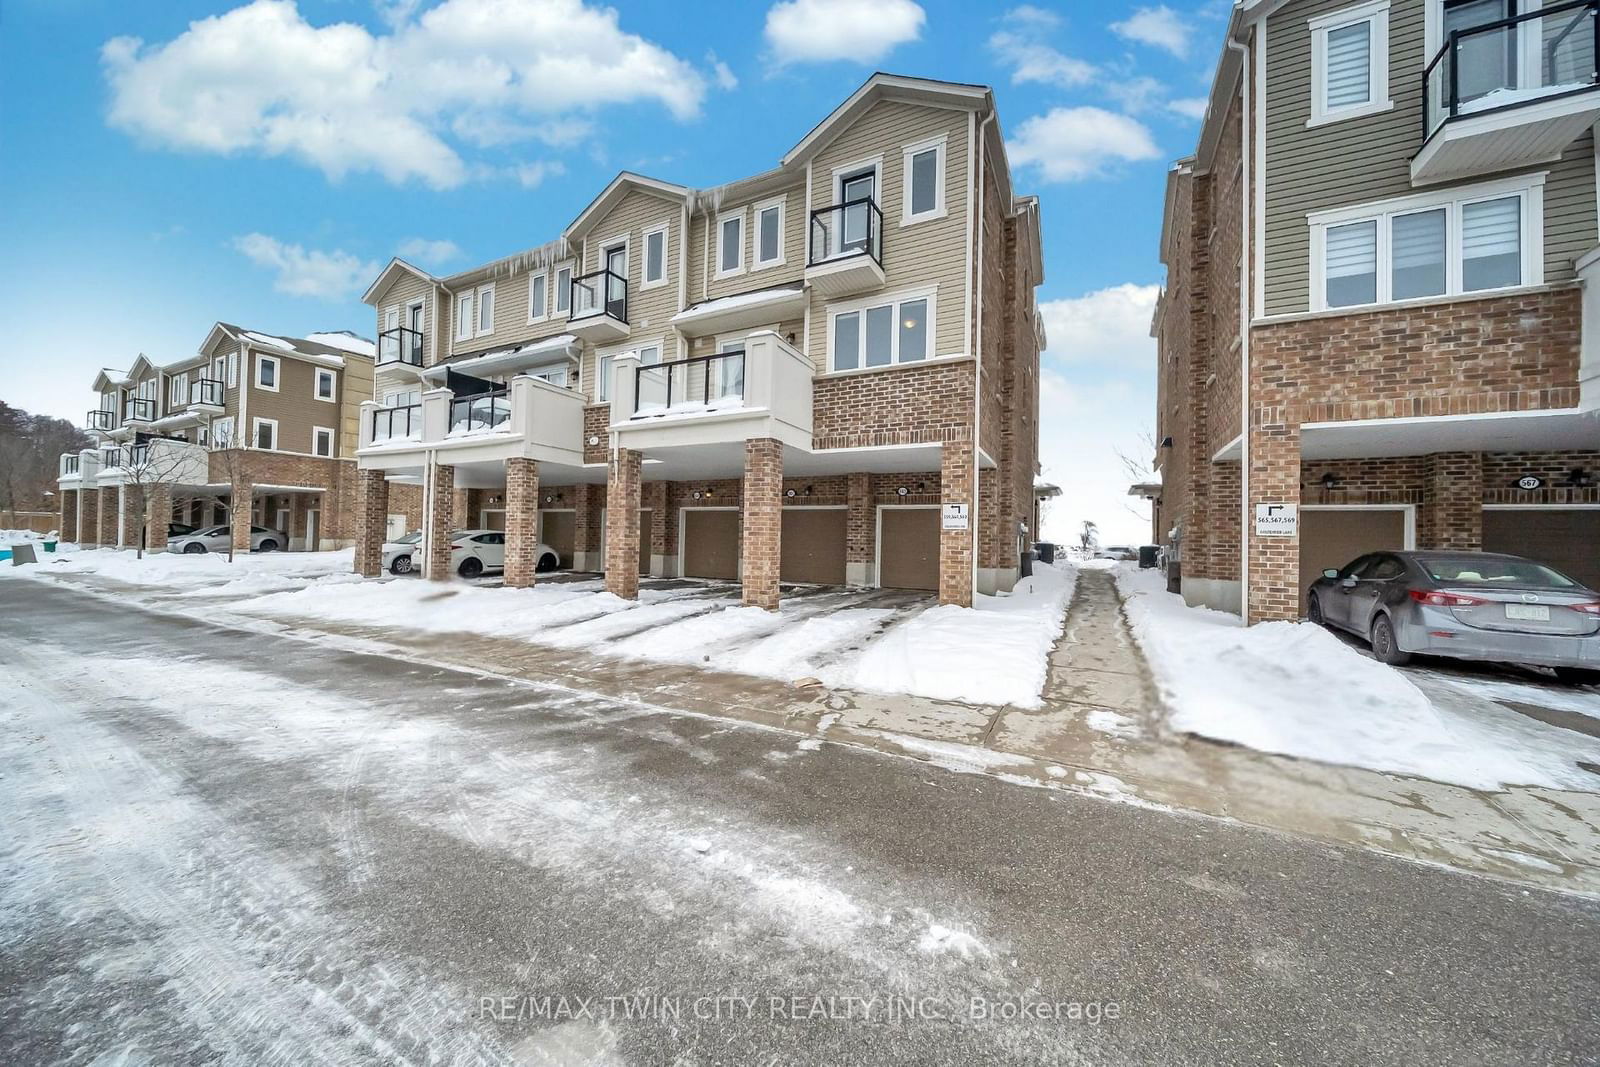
[21,547,358,590]
[1115,565,1600,790]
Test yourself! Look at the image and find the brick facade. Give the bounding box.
[61,489,78,546]
[145,483,171,552]
[604,449,641,599]
[812,361,975,450]
[79,488,98,547]
[354,468,389,577]
[740,438,783,610]
[939,443,975,607]
[504,457,540,588]
[427,462,455,580]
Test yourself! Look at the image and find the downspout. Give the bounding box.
[1227,32,1252,623]
[974,109,997,600]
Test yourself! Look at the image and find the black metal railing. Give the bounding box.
[808,197,884,268]
[124,396,155,422]
[1424,0,1598,138]
[189,378,225,406]
[61,454,79,476]
[126,443,149,468]
[449,388,511,434]
[370,403,421,443]
[378,326,425,367]
[102,448,122,469]
[87,409,117,432]
[570,269,628,323]
[634,350,745,414]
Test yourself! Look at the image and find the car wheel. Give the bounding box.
[536,552,557,573]
[183,543,206,554]
[458,556,484,579]
[1553,666,1600,687]
[1370,615,1411,666]
[257,539,279,553]
[390,555,413,575]
[1307,593,1326,627]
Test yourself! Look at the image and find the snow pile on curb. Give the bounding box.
[1114,565,1600,790]
[20,547,358,590]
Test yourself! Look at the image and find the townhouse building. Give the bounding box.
[355,73,1045,607]
[58,324,418,552]
[1152,0,1600,622]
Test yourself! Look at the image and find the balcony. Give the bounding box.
[357,375,585,469]
[806,197,885,297]
[378,326,426,370]
[188,377,225,410]
[369,403,421,444]
[1416,0,1600,183]
[58,453,81,483]
[124,396,155,424]
[568,269,629,342]
[93,437,209,484]
[86,409,117,433]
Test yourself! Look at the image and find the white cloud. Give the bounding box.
[1007,107,1161,182]
[708,51,738,90]
[1106,75,1169,114]
[1035,372,1156,547]
[989,31,1096,88]
[101,0,707,189]
[1168,96,1210,120]
[764,0,925,65]
[396,237,462,266]
[1039,284,1160,365]
[1111,5,1194,59]
[233,233,380,300]
[512,160,564,188]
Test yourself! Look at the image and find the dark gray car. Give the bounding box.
[1307,550,1600,684]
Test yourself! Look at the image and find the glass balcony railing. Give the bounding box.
[378,326,425,367]
[808,197,884,267]
[570,269,628,324]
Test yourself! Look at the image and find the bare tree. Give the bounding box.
[1078,519,1098,552]
[0,401,91,524]
[119,438,201,559]
[209,423,249,563]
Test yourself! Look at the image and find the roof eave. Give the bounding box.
[362,257,436,306]
[781,72,992,169]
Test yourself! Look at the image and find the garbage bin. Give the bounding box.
[1138,545,1159,569]
[1020,549,1036,579]
[1034,541,1056,565]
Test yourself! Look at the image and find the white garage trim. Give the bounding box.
[677,505,739,579]
[1300,503,1416,548]
[873,503,938,588]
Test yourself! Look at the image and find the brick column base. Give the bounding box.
[145,483,171,553]
[845,472,871,587]
[427,462,455,580]
[121,485,143,550]
[80,488,97,547]
[231,478,253,553]
[605,449,642,599]
[741,438,783,610]
[354,469,389,577]
[1425,452,1483,551]
[98,488,115,548]
[1246,411,1300,622]
[504,457,541,588]
[645,480,667,577]
[939,442,974,607]
[60,488,76,543]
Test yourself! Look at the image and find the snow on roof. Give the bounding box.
[218,321,368,365]
[671,285,806,324]
[244,331,295,351]
[306,331,376,357]
[422,334,579,381]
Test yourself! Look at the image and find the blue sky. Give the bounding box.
[0,0,1225,542]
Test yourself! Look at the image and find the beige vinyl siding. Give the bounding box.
[370,270,437,367]
[340,355,376,456]
[246,348,344,457]
[805,100,971,372]
[1263,0,1597,314]
[686,179,807,302]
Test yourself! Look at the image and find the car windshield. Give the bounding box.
[1421,557,1579,589]
[391,532,423,545]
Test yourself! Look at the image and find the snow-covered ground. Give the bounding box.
[1114,564,1600,791]
[0,529,62,549]
[20,544,361,597]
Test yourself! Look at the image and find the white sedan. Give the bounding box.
[381,529,560,578]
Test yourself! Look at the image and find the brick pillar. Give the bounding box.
[121,485,142,549]
[846,472,871,587]
[1426,452,1483,551]
[98,487,115,548]
[59,487,74,541]
[605,449,641,599]
[79,488,96,547]
[354,469,389,577]
[1246,410,1300,622]
[145,483,171,553]
[426,462,455,580]
[231,477,252,553]
[645,480,668,576]
[504,457,540,588]
[741,438,783,611]
[572,484,596,570]
[939,442,975,607]
[453,486,470,528]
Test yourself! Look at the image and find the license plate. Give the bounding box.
[1505,603,1550,622]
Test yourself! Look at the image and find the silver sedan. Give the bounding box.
[167,524,287,554]
[1307,550,1600,685]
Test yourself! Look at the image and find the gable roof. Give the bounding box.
[361,257,437,306]
[125,353,160,380]
[201,321,372,366]
[781,73,991,168]
[92,368,129,391]
[565,171,690,241]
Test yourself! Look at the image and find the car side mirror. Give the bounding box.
[1322,568,1339,579]
[1340,576,1358,589]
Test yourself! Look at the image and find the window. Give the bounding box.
[476,284,495,335]
[529,272,548,323]
[213,416,234,448]
[252,417,277,450]
[197,424,209,446]
[717,210,744,277]
[531,366,567,388]
[554,264,573,314]
[753,197,785,269]
[1310,174,1541,310]
[256,354,279,392]
[643,225,668,288]
[313,427,334,457]
[456,291,474,340]
[598,342,661,403]
[828,289,936,372]
[169,372,188,407]
[1309,0,1391,126]
[385,389,420,407]
[314,368,336,402]
[902,136,946,223]
[226,352,238,387]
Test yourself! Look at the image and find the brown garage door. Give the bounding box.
[1297,508,1407,615]
[781,508,846,585]
[878,507,939,591]
[1483,509,1600,589]
[540,510,575,568]
[683,509,739,580]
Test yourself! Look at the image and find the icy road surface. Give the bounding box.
[2,580,1598,1065]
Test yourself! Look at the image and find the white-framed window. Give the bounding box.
[598,340,662,403]
[211,355,225,385]
[212,416,234,448]
[455,290,474,340]
[642,224,669,289]
[312,426,334,457]
[252,416,278,450]
[226,352,238,387]
[255,353,280,392]
[476,283,495,336]
[314,368,336,402]
[554,263,573,315]
[384,388,420,407]
[197,424,209,446]
[753,196,785,269]
[1309,0,1392,126]
[901,135,947,223]
[716,209,745,278]
[169,372,188,407]
[1309,172,1544,310]
[529,365,568,388]
[528,272,548,323]
[826,287,936,372]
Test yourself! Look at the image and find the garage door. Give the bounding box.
[683,509,739,580]
[540,510,575,568]
[781,508,846,585]
[1297,508,1408,615]
[878,507,939,591]
[1484,508,1600,589]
